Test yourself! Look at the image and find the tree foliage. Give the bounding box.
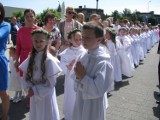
[109,8,143,23]
[12,11,24,21]
[111,10,121,22]
[36,8,61,21]
[122,8,131,17]
[148,17,156,25]
[12,8,61,22]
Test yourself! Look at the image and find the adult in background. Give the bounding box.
[77,12,85,25]
[17,17,22,28]
[15,9,40,108]
[43,13,61,56]
[58,6,82,52]
[0,2,11,120]
[10,16,20,46]
[89,13,101,22]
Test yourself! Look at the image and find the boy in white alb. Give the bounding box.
[73,22,113,120]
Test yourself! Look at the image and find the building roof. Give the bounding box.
[4,6,26,17]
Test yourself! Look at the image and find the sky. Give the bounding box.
[1,0,160,15]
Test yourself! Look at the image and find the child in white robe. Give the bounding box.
[8,47,23,103]
[19,29,62,120]
[116,27,134,77]
[73,22,113,120]
[105,28,122,82]
[59,29,86,120]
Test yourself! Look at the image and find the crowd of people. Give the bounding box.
[0,2,160,120]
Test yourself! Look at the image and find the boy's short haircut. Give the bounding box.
[82,21,104,38]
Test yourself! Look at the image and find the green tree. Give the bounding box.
[111,10,121,22]
[12,11,23,21]
[122,8,131,17]
[130,12,139,22]
[37,8,61,22]
[148,17,156,25]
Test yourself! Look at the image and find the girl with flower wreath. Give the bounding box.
[59,29,86,120]
[19,29,62,120]
[105,28,122,83]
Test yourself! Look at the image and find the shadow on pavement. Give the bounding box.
[56,75,65,96]
[153,91,160,119]
[115,80,129,91]
[122,75,133,80]
[8,97,29,120]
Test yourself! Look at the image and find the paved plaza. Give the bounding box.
[0,42,160,120]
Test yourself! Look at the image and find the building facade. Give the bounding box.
[136,11,160,25]
[4,6,25,18]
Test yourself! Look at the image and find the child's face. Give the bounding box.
[102,21,109,28]
[105,31,111,40]
[70,32,82,47]
[129,29,134,35]
[82,29,101,51]
[119,29,126,36]
[32,33,48,52]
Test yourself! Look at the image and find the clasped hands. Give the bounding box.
[74,61,86,80]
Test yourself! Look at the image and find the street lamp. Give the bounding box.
[147,0,151,12]
[96,0,99,13]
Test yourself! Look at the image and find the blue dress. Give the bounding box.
[0,21,11,90]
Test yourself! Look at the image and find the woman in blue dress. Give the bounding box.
[0,3,11,120]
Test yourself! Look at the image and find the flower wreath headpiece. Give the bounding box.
[67,29,81,39]
[105,27,116,36]
[31,29,51,39]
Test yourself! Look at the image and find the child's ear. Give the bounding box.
[97,37,103,43]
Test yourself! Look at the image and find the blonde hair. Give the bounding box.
[89,13,100,22]
[66,6,75,12]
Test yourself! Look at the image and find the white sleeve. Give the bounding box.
[59,55,69,75]
[19,57,32,92]
[79,61,113,99]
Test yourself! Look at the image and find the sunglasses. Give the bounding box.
[67,11,74,14]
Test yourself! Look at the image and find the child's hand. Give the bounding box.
[67,59,76,70]
[14,61,19,72]
[74,61,86,80]
[27,88,34,97]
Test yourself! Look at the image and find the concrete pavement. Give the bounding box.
[0,42,159,120]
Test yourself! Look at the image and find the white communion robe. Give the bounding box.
[19,51,62,120]
[106,40,122,82]
[59,45,86,120]
[72,46,114,120]
[116,36,134,77]
[8,57,23,91]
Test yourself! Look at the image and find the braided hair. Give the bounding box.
[26,29,50,84]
